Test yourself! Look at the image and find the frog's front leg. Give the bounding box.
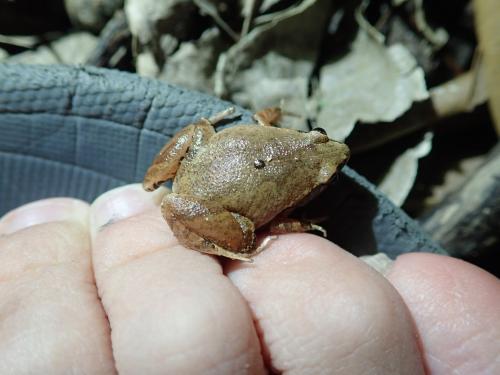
[143,107,236,192]
[161,193,257,261]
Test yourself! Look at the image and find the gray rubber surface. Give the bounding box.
[0,64,445,257]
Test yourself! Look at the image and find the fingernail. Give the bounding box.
[0,198,89,235]
[90,183,167,234]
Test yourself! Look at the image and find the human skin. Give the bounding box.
[0,184,498,374]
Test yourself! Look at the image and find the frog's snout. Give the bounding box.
[339,142,351,160]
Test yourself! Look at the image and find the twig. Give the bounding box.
[241,0,262,37]
[193,0,240,42]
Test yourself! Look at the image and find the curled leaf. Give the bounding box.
[314,29,429,140]
[378,132,433,206]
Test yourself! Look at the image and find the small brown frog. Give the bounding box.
[143,107,350,261]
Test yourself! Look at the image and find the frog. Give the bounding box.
[142,107,350,261]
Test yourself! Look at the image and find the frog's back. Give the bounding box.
[172,125,318,226]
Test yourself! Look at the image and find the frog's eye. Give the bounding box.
[311,127,327,135]
[254,159,266,169]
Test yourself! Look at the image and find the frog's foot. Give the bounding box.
[241,235,278,259]
[253,107,282,126]
[267,218,327,237]
[199,245,255,262]
[161,193,257,261]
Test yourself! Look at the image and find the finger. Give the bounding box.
[89,184,265,374]
[0,198,87,235]
[0,199,115,374]
[386,253,500,375]
[226,234,425,374]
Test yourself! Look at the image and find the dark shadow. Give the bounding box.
[294,172,379,256]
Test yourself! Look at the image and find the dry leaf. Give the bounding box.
[387,16,434,73]
[426,156,485,207]
[7,32,97,65]
[160,28,229,92]
[378,132,433,206]
[313,29,429,140]
[0,35,39,49]
[125,0,197,44]
[215,0,332,130]
[64,0,123,32]
[136,50,160,77]
[390,0,448,48]
[430,54,488,117]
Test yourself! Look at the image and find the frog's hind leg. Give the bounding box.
[253,104,303,127]
[169,219,254,262]
[239,235,278,259]
[253,107,282,126]
[162,193,257,261]
[267,217,327,237]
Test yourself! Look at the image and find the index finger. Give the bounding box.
[89,184,265,374]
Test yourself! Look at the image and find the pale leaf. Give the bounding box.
[314,29,429,140]
[378,132,433,206]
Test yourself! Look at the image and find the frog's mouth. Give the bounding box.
[286,158,348,212]
[297,182,331,208]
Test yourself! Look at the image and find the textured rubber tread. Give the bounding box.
[0,64,444,257]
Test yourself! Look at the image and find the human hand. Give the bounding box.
[0,184,498,374]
